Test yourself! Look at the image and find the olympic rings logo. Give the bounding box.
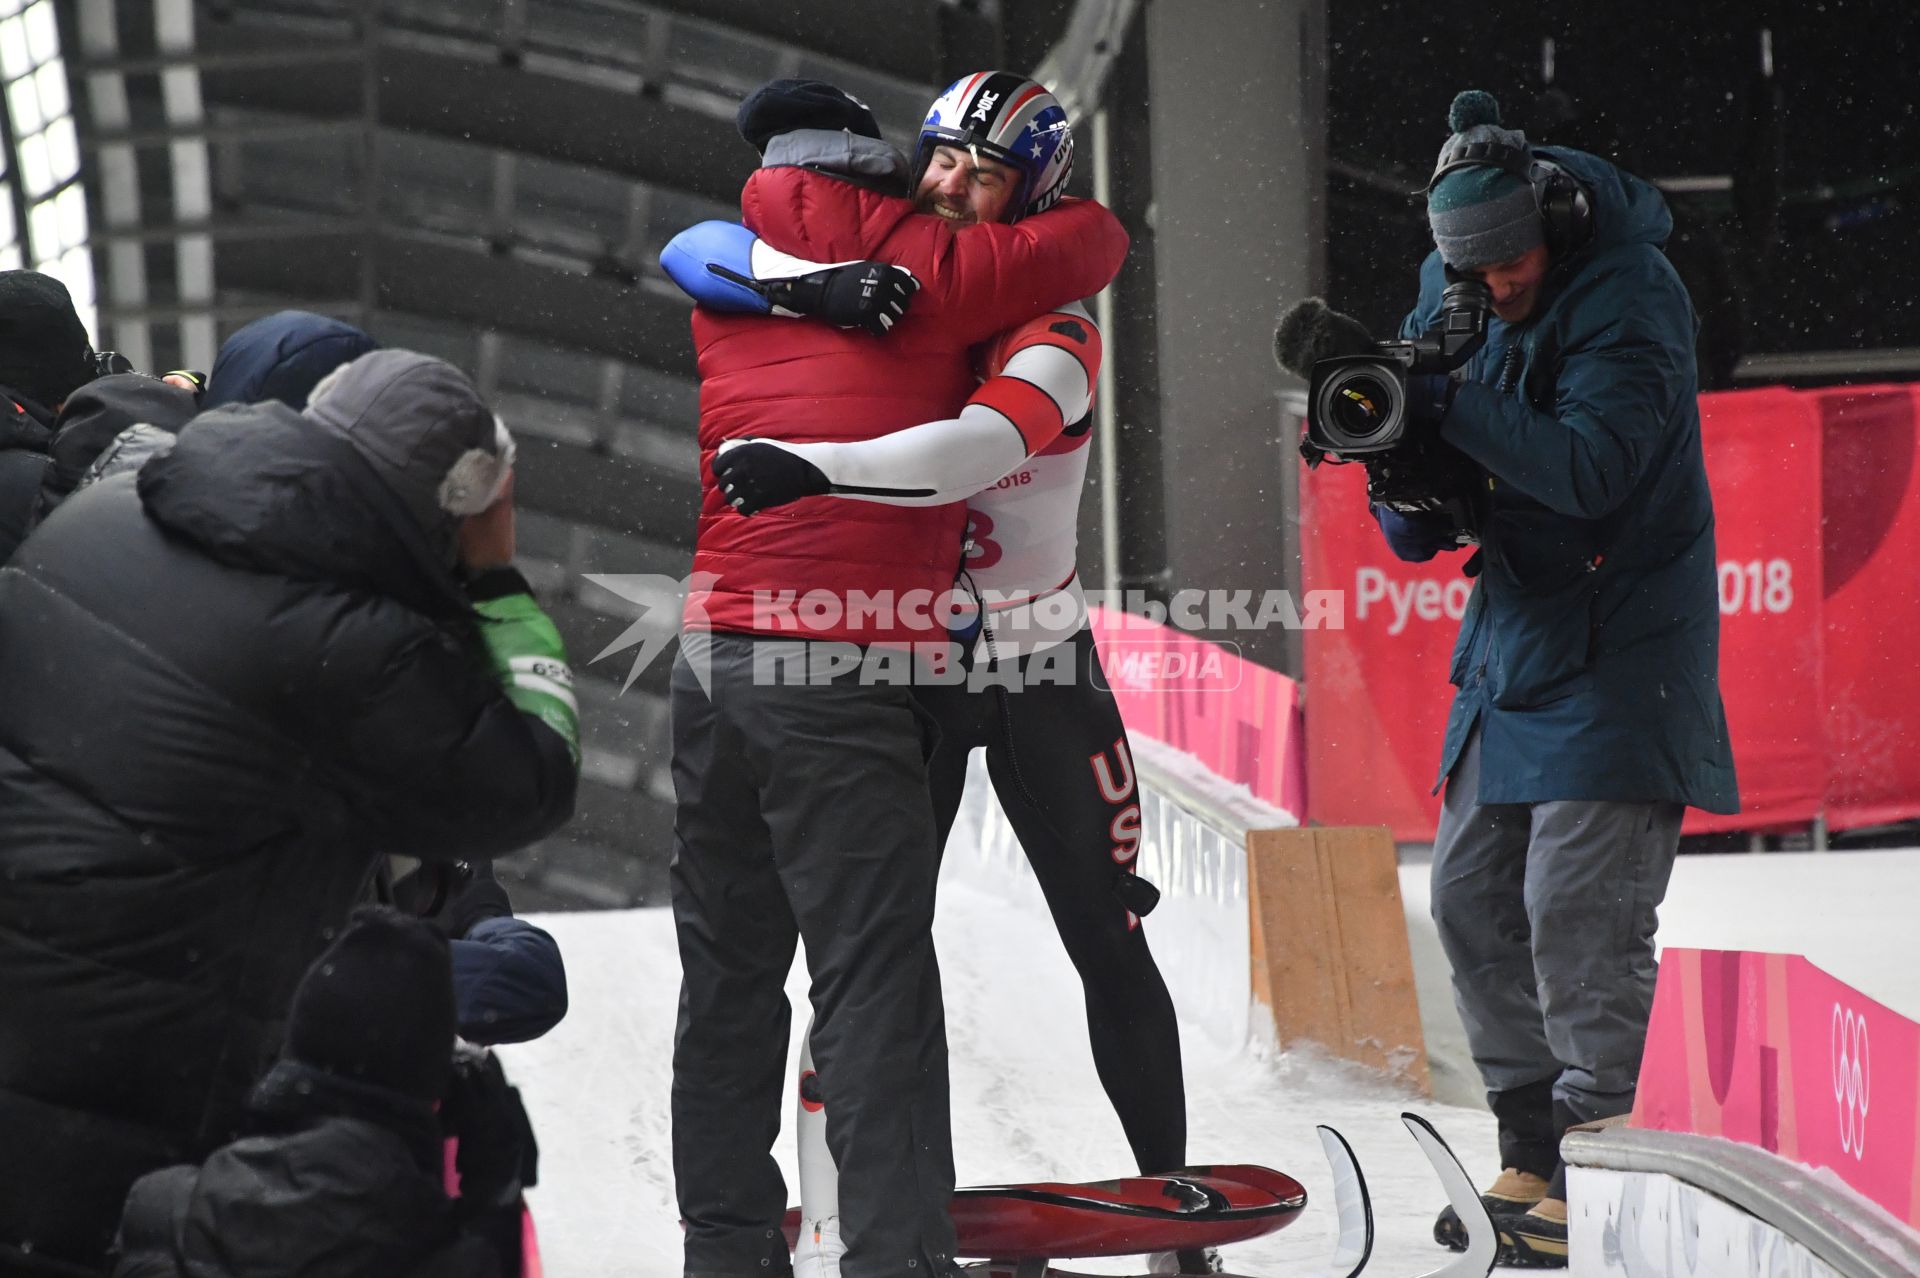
[1830,1002,1871,1160]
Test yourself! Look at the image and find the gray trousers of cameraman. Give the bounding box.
[1430,727,1683,1160]
[670,633,957,1278]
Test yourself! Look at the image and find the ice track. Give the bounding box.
[501,880,1506,1278]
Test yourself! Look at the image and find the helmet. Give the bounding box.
[912,72,1074,222]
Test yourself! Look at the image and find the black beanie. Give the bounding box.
[285,907,456,1104]
[0,271,94,409]
[737,78,882,154]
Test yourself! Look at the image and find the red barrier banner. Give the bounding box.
[1691,390,1824,833]
[1298,461,1457,841]
[1087,606,1307,821]
[1299,389,1826,840]
[1634,948,1920,1229]
[1817,385,1920,831]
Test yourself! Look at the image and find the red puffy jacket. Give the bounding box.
[684,165,1129,644]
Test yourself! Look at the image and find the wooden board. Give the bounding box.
[1246,825,1430,1093]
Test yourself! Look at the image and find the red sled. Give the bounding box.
[784,1163,1305,1259]
[779,1116,1500,1278]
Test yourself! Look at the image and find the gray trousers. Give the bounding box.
[1430,727,1683,1132]
[670,635,958,1278]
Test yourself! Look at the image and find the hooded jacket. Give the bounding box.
[27,374,201,533]
[0,355,576,1273]
[685,132,1128,643]
[204,310,379,411]
[1401,146,1739,812]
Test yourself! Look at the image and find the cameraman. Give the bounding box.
[1364,91,1738,1267]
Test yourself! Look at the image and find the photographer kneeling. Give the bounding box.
[1289,90,1739,1268]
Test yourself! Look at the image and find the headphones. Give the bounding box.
[1427,135,1595,260]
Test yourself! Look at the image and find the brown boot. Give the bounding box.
[1497,1193,1568,1268]
[1432,1166,1548,1251]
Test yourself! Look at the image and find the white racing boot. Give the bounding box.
[791,1215,845,1278]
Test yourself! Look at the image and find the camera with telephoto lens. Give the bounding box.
[90,349,134,378]
[1301,274,1492,539]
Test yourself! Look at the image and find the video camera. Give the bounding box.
[1280,275,1492,540]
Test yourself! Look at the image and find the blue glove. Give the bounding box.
[1371,504,1457,563]
[1406,373,1458,427]
[660,220,919,335]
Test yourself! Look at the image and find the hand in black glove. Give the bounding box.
[391,859,513,938]
[441,1043,539,1209]
[438,860,514,940]
[711,439,831,515]
[760,261,919,336]
[1406,373,1459,427]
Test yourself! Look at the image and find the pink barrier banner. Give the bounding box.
[1086,605,1306,820]
[1634,948,1920,1229]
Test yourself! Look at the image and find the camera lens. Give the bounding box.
[1317,368,1402,449]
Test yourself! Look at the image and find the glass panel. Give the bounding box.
[0,18,29,83]
[57,243,92,308]
[25,196,56,259]
[7,73,39,135]
[33,56,63,118]
[18,130,49,196]
[54,182,84,251]
[43,113,74,184]
[22,1,53,67]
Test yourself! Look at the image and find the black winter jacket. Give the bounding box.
[0,384,55,560]
[0,398,575,1271]
[30,374,200,531]
[111,1062,501,1278]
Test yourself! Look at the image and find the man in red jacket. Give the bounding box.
[668,78,1126,1278]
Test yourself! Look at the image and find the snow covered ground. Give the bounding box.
[501,846,1920,1278]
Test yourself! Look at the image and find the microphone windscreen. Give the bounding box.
[1273,298,1376,377]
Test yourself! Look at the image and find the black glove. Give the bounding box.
[441,1043,539,1209]
[438,860,514,939]
[392,859,514,938]
[711,440,831,515]
[744,260,919,336]
[1406,373,1459,427]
